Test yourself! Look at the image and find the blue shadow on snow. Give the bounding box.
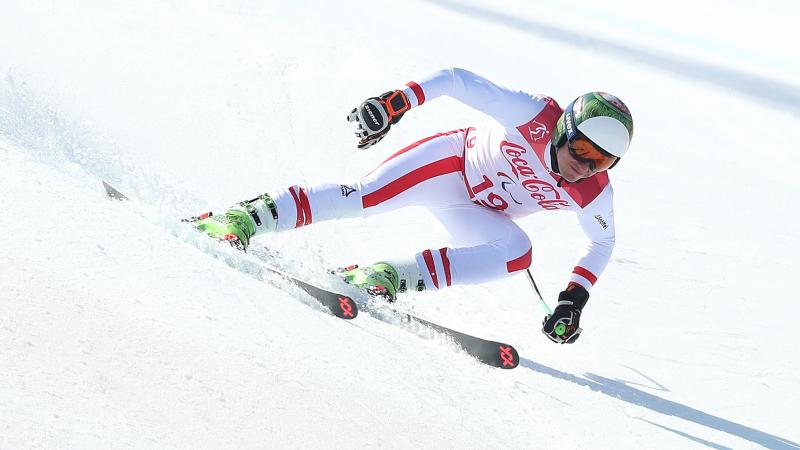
[519,358,799,449]
[421,0,800,114]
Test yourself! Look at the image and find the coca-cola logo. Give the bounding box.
[501,140,569,210]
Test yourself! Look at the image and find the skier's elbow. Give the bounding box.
[590,235,615,256]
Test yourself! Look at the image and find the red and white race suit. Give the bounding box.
[265,68,615,292]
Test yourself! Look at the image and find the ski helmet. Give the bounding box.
[551,92,634,169]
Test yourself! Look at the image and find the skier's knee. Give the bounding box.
[505,246,532,273]
[503,234,532,273]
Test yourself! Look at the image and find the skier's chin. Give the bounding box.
[562,174,580,183]
[559,167,583,183]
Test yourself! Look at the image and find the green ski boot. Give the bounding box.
[193,209,256,250]
[338,262,400,302]
[193,194,278,251]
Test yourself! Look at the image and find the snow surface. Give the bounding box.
[1,1,799,448]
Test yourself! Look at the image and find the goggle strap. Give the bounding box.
[564,101,578,142]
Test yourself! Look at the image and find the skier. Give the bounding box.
[195,67,633,344]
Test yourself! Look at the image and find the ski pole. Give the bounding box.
[525,269,567,337]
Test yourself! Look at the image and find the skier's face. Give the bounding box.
[556,135,619,182]
[556,142,595,182]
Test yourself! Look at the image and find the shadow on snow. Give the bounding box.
[520,357,799,450]
[422,0,800,114]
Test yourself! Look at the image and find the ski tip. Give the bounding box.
[495,344,519,369]
[102,181,129,201]
[332,295,358,319]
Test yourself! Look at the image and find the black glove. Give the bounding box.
[542,284,589,344]
[347,90,410,149]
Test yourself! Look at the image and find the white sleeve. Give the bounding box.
[570,184,616,291]
[401,67,543,128]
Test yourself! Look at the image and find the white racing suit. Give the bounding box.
[263,68,615,292]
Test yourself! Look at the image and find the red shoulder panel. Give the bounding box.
[561,171,609,208]
[516,96,563,163]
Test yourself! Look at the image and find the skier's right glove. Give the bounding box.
[347,90,410,149]
[542,284,589,344]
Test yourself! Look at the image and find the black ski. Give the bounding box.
[245,232,519,368]
[101,181,358,319]
[287,275,357,319]
[389,310,519,369]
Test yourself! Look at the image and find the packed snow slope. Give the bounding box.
[2,1,799,448]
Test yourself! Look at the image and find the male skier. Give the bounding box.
[195,67,634,344]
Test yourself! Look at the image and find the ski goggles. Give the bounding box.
[567,133,619,172]
[563,101,619,172]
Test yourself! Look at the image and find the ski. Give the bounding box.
[252,249,519,369]
[101,181,358,319]
[385,309,519,369]
[286,274,358,319]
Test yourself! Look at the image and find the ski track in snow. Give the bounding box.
[1,1,799,448]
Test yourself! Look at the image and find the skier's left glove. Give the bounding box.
[347,90,410,149]
[542,284,589,344]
